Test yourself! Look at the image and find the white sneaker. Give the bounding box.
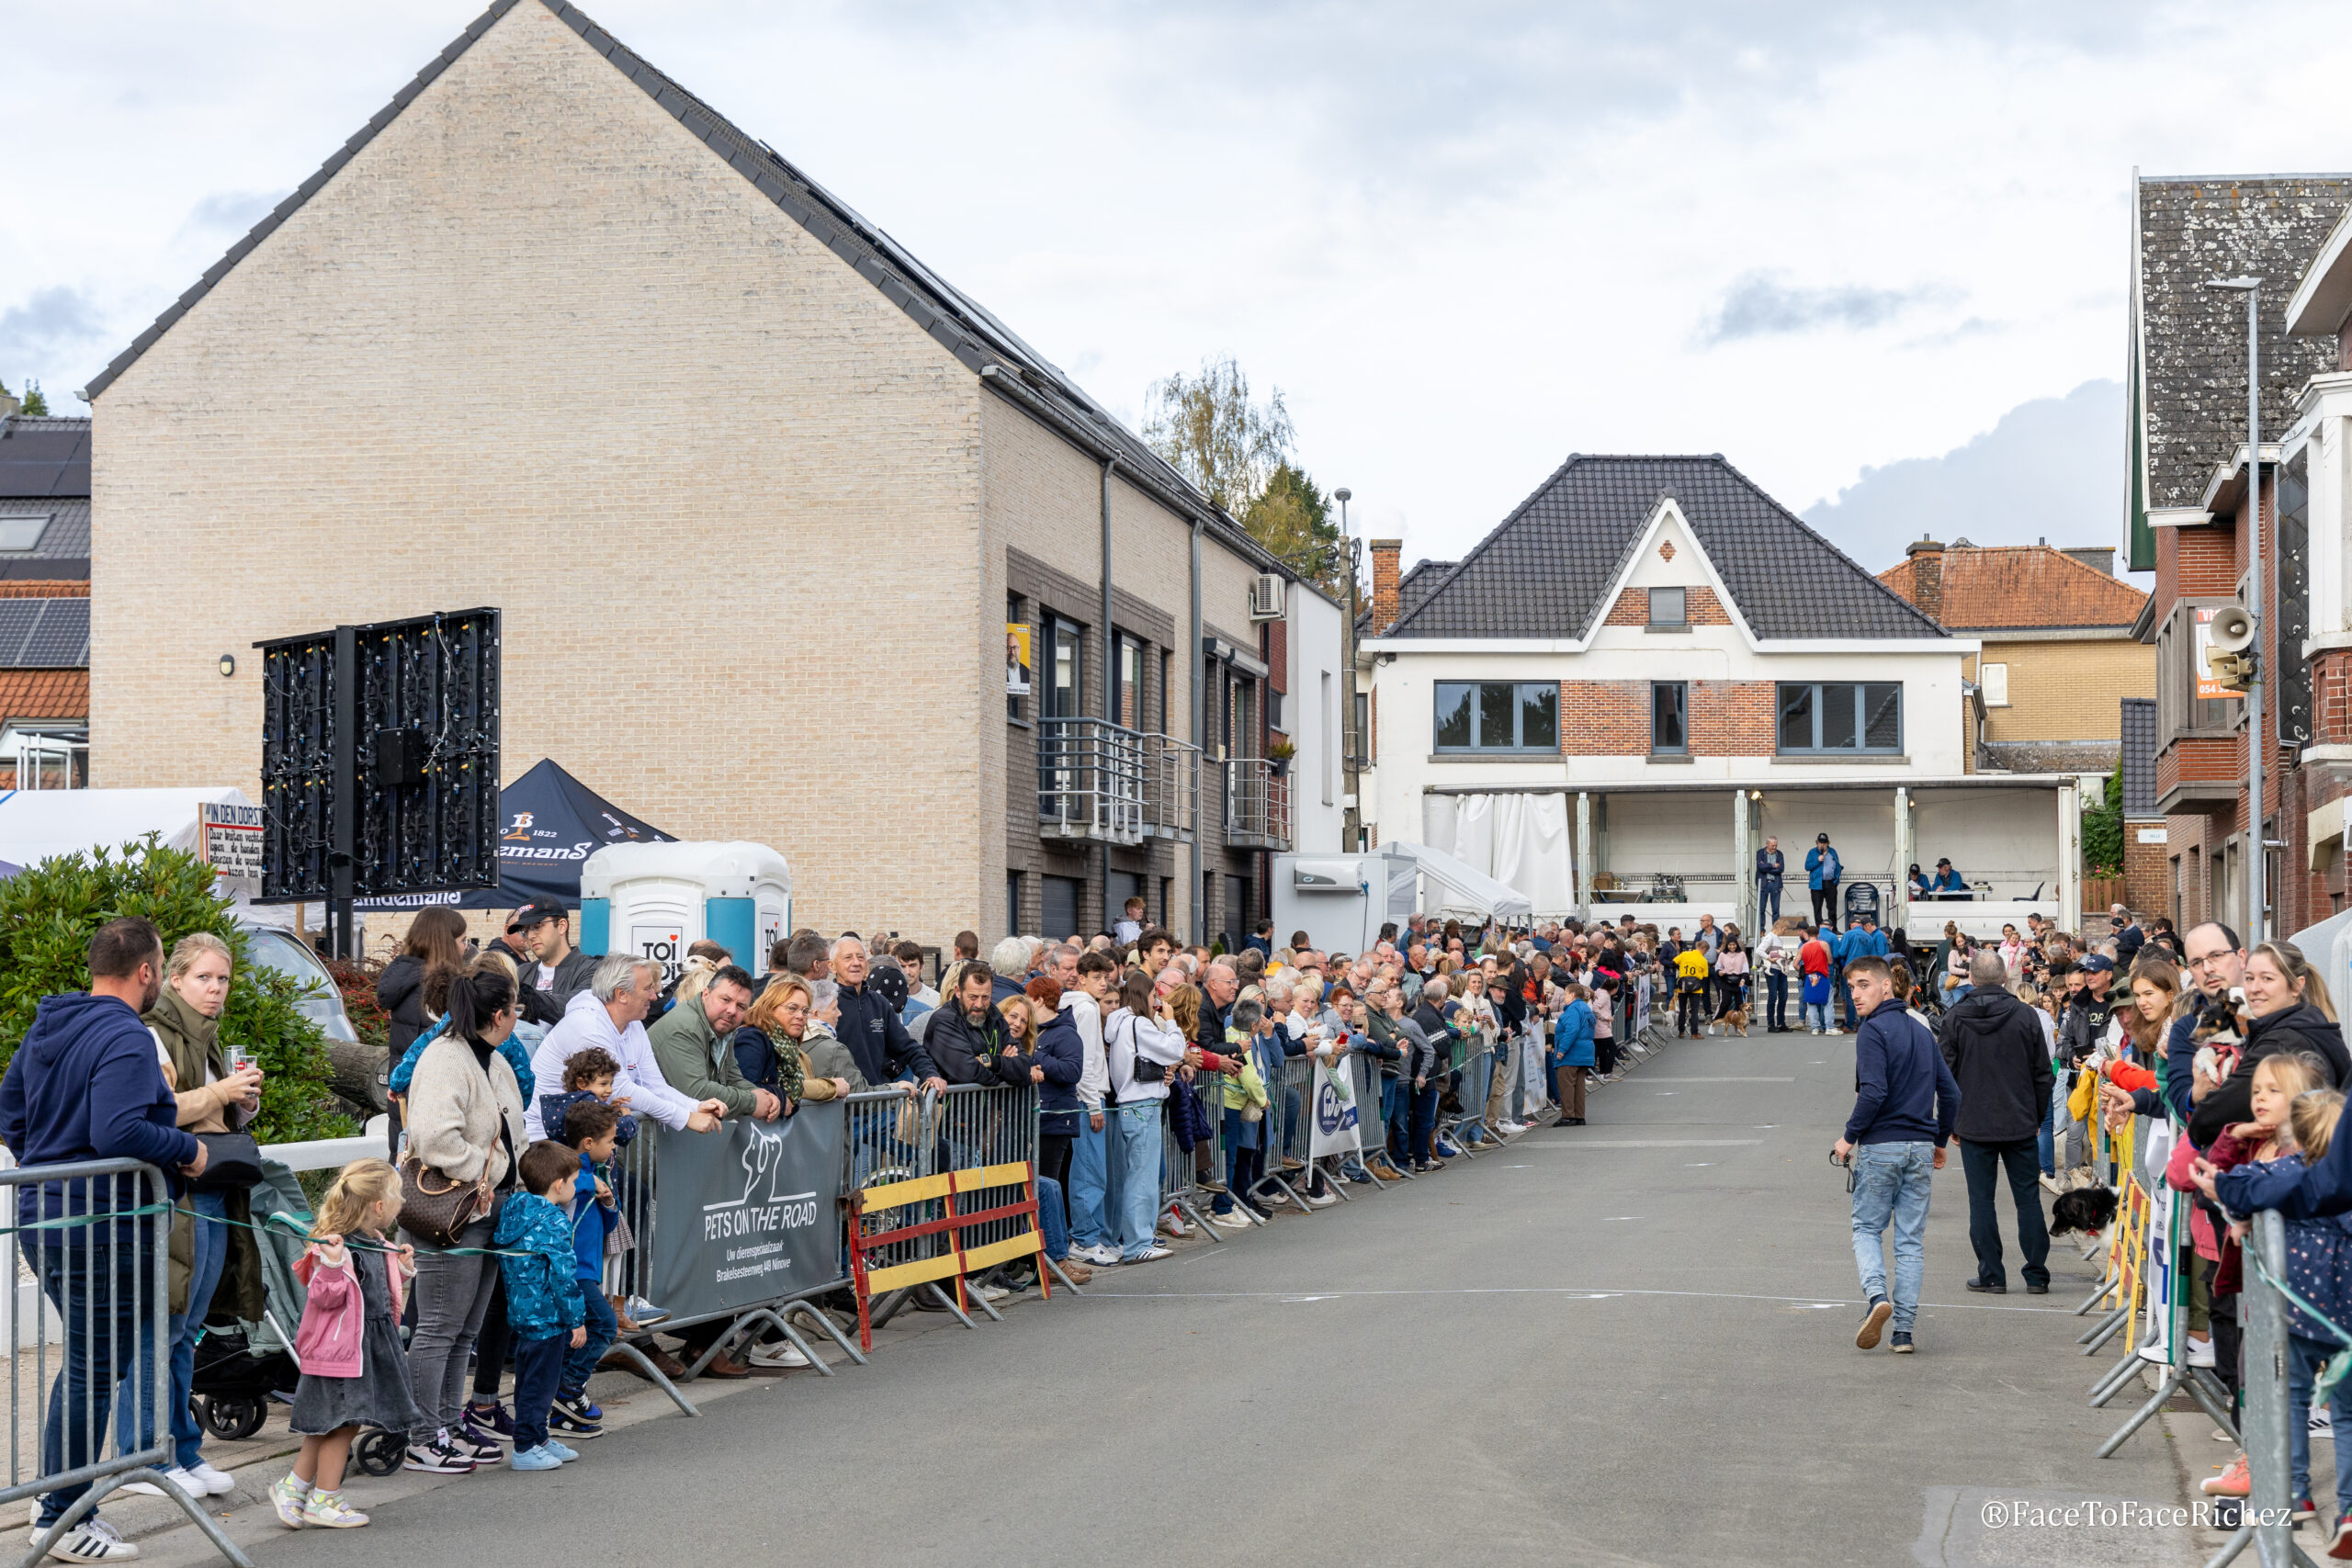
[1085,1245,1121,1267]
[158,1468,207,1499]
[1125,1245,1172,1263]
[969,1282,1009,1303]
[185,1462,235,1497]
[1301,1191,1336,1209]
[1208,1213,1250,1230]
[2187,1337,2217,1369]
[114,1483,163,1499]
[2313,1408,2334,1434]
[1265,1190,1294,1207]
[747,1340,811,1369]
[44,1516,138,1561]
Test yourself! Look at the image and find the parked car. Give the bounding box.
[239,921,361,1044]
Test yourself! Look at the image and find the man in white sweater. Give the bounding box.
[525,955,722,1138]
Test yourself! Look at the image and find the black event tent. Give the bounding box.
[352,759,670,912]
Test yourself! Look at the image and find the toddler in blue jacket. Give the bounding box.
[494,1142,589,1472]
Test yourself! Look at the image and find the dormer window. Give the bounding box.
[1647,586,1687,629]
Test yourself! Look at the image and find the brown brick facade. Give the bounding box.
[1601,585,1731,626]
[1560,679,1772,755]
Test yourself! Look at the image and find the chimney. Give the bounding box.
[1370,539,1404,634]
[1905,536,1945,625]
[2061,546,2114,577]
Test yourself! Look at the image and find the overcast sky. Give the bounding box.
[4,2,2345,578]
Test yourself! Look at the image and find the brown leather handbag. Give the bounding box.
[397,1152,492,1249]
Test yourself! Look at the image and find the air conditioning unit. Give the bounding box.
[1248,572,1285,620]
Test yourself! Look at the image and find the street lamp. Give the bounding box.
[1334,487,1357,849]
[2205,275,2265,942]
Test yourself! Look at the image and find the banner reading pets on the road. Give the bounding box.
[1308,1056,1362,1160]
[643,1103,845,1322]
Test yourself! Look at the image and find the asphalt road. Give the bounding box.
[144,1030,2203,1567]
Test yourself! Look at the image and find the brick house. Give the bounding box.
[78,0,1343,951]
[1876,538,2151,773]
[2125,174,2352,938]
[0,412,92,788]
[1356,454,2094,936]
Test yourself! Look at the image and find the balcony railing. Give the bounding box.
[1140,732,1199,841]
[1222,756,1291,852]
[1038,717,1146,844]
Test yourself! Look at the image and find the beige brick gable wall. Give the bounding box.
[91,0,999,936]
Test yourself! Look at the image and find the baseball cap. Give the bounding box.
[508,898,566,932]
[866,962,908,1012]
[2079,954,2116,974]
[1815,833,1830,843]
[1935,857,1951,868]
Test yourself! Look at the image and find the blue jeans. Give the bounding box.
[116,1191,230,1469]
[1035,1175,1068,1260]
[1804,999,1831,1031]
[1108,1102,1163,1259]
[560,1281,616,1398]
[1850,1141,1934,1332]
[2037,1081,2058,1177]
[1216,1108,1262,1215]
[1383,1077,1408,1165]
[1411,1081,1442,1165]
[510,1332,565,1453]
[2290,1333,2352,1506]
[38,1231,158,1529]
[1069,1114,1109,1251]
[1759,880,1781,923]
[1765,971,1788,1030]
[1838,975,1855,1029]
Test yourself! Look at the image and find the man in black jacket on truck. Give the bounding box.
[1937,950,2055,1296]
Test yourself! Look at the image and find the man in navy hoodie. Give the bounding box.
[1833,955,1960,1357]
[0,917,204,1559]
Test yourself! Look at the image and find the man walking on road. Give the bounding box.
[1938,951,2054,1295]
[1835,956,1960,1355]
[1807,832,1842,932]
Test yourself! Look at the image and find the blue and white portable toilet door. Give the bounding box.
[579,840,793,985]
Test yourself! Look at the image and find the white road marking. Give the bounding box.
[1629,1077,1797,1083]
[1085,1285,2076,1313]
[1523,1139,1762,1148]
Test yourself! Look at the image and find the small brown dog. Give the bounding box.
[1719,1006,1750,1037]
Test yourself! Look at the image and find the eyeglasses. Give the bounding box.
[778,1002,809,1016]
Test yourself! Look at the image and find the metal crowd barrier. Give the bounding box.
[1446,1041,1498,1158]
[1159,1077,1226,1237]
[0,1159,250,1568]
[922,1083,1042,1323]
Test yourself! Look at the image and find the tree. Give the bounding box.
[2081,770,2124,877]
[1143,356,1352,595]
[1245,461,1349,596]
[1143,355,1292,517]
[0,835,354,1144]
[19,381,46,417]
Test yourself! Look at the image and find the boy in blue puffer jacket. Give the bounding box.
[494,1142,588,1473]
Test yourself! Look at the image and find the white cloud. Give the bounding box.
[1802,380,2126,571]
[0,0,2336,559]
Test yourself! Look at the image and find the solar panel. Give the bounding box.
[18,599,87,667]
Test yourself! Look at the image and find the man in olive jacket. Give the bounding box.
[645,965,779,1122]
[1936,950,2055,1294]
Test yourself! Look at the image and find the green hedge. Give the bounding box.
[0,834,354,1145]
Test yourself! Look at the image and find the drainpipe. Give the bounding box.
[1101,459,1115,930]
[1191,518,1205,944]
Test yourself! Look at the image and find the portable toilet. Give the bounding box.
[579,840,793,985]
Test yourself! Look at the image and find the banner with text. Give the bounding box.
[643,1103,844,1323]
[1307,1056,1362,1160]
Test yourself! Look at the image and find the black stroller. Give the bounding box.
[189,1162,406,1477]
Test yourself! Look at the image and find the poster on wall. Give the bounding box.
[1005,623,1032,696]
[199,801,263,894]
[2194,607,2227,701]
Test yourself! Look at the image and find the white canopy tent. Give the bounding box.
[0,787,259,887]
[1420,793,1577,917]
[1384,839,1536,922]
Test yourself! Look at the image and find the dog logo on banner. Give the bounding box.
[1308,1059,1361,1159]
